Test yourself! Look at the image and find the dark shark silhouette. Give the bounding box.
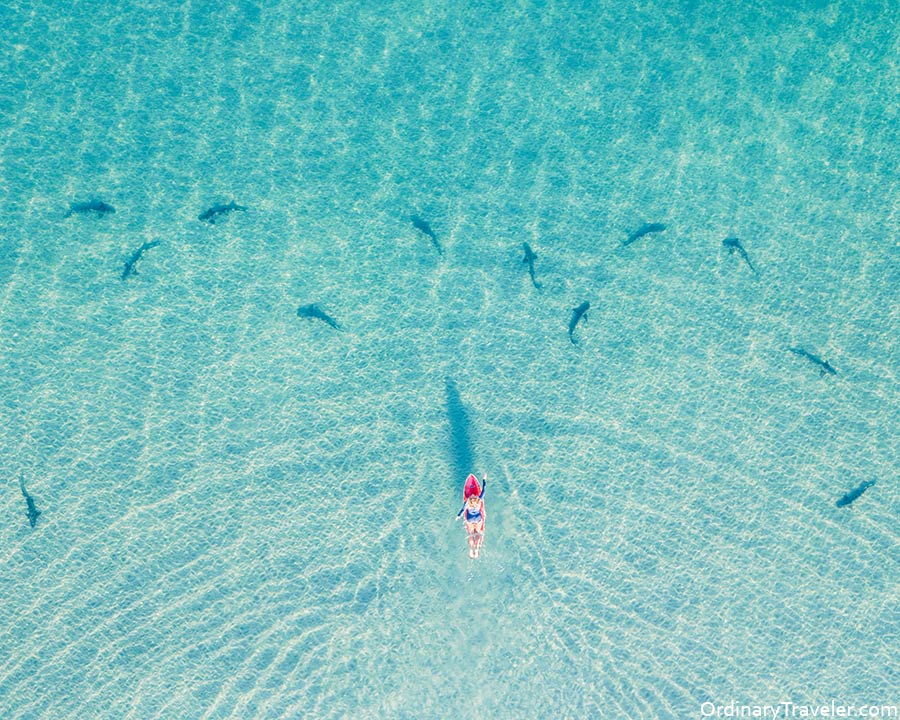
[568,301,590,344]
[297,303,341,330]
[522,242,542,290]
[835,479,876,508]
[411,215,443,256]
[19,475,41,528]
[65,200,115,218]
[198,201,247,224]
[121,240,161,280]
[788,347,836,376]
[723,237,756,274]
[622,223,666,246]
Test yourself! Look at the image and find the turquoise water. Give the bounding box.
[2,1,899,718]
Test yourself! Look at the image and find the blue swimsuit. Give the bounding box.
[464,506,483,522]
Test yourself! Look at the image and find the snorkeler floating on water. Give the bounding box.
[456,473,487,559]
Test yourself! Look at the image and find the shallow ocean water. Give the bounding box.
[1,1,899,718]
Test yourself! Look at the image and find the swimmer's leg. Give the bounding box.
[475,522,485,556]
[466,525,478,558]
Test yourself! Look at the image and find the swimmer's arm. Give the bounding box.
[479,475,487,498]
[456,503,466,519]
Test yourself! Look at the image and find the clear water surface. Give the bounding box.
[1,1,898,718]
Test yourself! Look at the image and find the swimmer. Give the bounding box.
[456,473,487,558]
